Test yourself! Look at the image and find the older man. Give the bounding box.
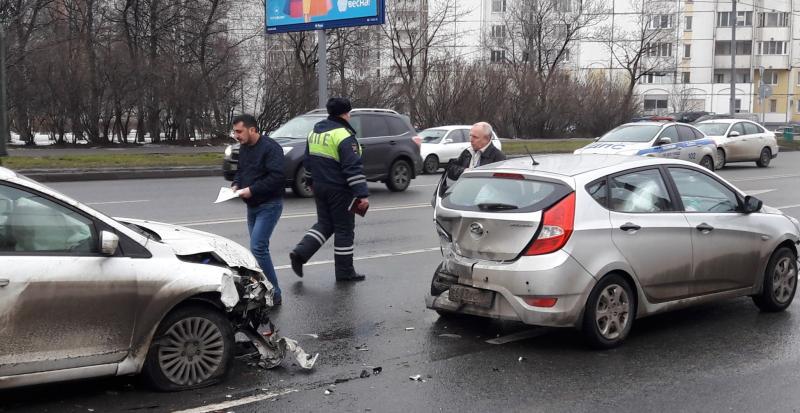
[446,121,506,180]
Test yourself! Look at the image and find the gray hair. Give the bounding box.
[473,122,493,140]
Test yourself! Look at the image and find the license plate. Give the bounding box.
[449,284,494,308]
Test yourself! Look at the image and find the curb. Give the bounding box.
[16,166,221,182]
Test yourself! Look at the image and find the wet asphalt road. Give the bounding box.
[3,153,800,412]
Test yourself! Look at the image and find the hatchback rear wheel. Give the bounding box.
[753,247,798,312]
[582,274,634,349]
[143,304,234,391]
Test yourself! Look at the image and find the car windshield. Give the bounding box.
[695,123,730,136]
[597,125,662,143]
[421,129,448,143]
[269,115,325,139]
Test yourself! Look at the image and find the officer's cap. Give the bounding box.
[326,97,352,117]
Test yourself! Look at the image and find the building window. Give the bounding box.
[715,73,725,83]
[647,42,673,57]
[763,70,779,85]
[740,72,751,83]
[491,25,507,39]
[491,0,506,12]
[769,99,777,112]
[490,50,506,63]
[650,14,674,29]
[552,0,572,12]
[643,98,668,111]
[735,99,741,113]
[758,41,786,55]
[682,72,690,83]
[796,100,800,112]
[684,44,691,58]
[758,12,789,27]
[685,16,693,31]
[714,40,752,56]
[718,11,752,27]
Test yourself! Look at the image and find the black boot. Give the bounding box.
[289,252,305,278]
[336,272,366,282]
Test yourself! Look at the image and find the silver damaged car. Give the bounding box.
[427,154,800,348]
[0,168,317,391]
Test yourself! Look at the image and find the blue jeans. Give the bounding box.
[247,201,283,299]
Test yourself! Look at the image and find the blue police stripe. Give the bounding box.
[636,139,715,156]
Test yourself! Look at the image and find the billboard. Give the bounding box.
[266,0,385,33]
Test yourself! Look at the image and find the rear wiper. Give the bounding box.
[477,203,518,211]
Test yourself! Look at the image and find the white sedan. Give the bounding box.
[420,125,503,174]
[695,119,779,169]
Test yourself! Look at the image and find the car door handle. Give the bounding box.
[389,140,397,145]
[696,223,714,232]
[619,223,641,231]
[0,279,9,287]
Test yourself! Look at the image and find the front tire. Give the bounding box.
[700,155,714,171]
[715,148,726,170]
[292,165,314,198]
[582,274,635,349]
[752,247,798,312]
[142,304,234,391]
[386,159,412,192]
[756,147,772,168]
[423,155,439,174]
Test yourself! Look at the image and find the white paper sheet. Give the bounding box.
[214,187,241,204]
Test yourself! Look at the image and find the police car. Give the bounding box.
[574,122,717,170]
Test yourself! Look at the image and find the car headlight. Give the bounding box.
[224,145,233,157]
[282,146,293,155]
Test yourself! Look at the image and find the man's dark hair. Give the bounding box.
[232,114,259,131]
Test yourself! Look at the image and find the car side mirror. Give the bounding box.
[442,138,453,144]
[743,195,762,214]
[657,137,672,145]
[100,230,120,255]
[728,130,741,137]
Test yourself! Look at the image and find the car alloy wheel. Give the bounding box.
[158,317,225,386]
[582,274,634,349]
[386,160,411,192]
[423,155,439,174]
[293,165,314,198]
[756,148,772,168]
[753,247,798,312]
[595,284,630,340]
[715,148,726,170]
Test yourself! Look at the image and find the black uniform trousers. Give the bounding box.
[292,184,356,278]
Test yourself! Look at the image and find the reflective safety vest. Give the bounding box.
[308,127,362,162]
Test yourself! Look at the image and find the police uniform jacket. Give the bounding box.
[304,117,369,199]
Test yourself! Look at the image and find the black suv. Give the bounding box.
[223,108,423,197]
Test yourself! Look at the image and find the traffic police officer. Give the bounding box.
[289,98,369,281]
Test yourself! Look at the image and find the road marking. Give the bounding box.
[411,183,439,188]
[485,328,550,345]
[176,203,431,227]
[173,389,298,413]
[729,174,800,182]
[275,247,440,270]
[745,189,775,196]
[85,199,149,205]
[777,203,800,210]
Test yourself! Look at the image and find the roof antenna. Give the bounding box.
[525,146,539,166]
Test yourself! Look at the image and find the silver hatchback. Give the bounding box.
[426,154,800,348]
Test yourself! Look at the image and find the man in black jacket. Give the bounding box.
[447,122,506,180]
[231,114,286,304]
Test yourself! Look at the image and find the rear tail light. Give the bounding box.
[524,192,575,256]
[412,135,422,146]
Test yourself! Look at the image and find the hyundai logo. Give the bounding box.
[469,222,485,238]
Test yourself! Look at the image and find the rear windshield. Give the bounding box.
[441,176,571,213]
[598,125,661,143]
[269,115,325,140]
[695,123,729,136]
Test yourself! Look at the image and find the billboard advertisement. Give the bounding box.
[266,0,385,33]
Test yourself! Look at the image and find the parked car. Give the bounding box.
[573,122,717,170]
[419,125,503,174]
[695,119,779,169]
[667,111,711,123]
[693,112,761,124]
[0,167,282,390]
[223,108,424,197]
[427,154,800,348]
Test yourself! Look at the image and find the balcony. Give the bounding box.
[755,55,790,69]
[715,27,753,41]
[714,55,752,69]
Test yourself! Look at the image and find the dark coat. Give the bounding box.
[446,143,506,180]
